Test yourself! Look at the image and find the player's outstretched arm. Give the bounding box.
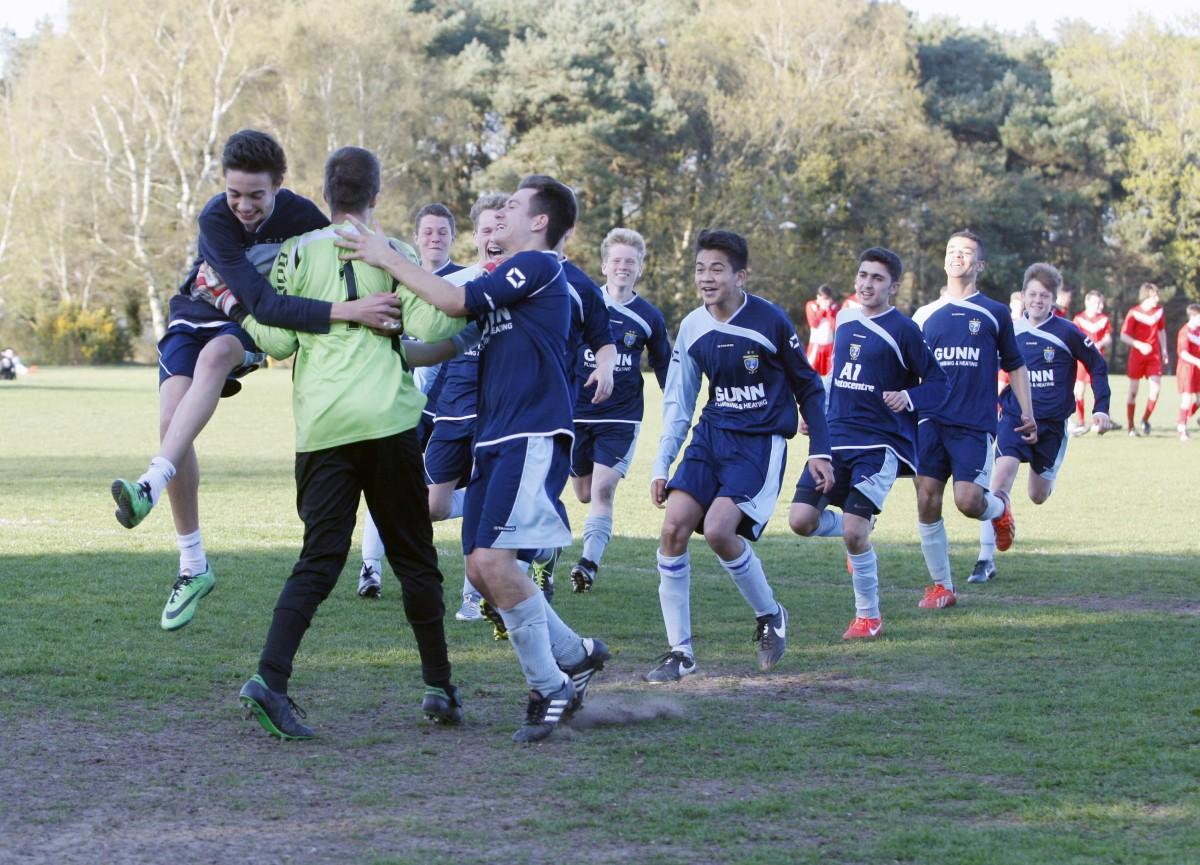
[336,216,468,316]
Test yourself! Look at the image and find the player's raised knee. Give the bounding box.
[788,503,819,536]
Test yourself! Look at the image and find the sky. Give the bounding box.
[0,0,1195,39]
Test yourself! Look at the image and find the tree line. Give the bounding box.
[0,0,1196,366]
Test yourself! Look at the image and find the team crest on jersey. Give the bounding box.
[743,351,760,373]
[1043,346,1055,363]
[968,318,982,335]
[623,330,638,348]
[505,267,526,289]
[849,343,862,361]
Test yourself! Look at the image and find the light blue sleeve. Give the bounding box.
[652,314,702,480]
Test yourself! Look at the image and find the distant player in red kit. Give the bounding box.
[1071,290,1113,434]
[1119,282,1169,436]
[805,284,838,377]
[1176,304,1200,441]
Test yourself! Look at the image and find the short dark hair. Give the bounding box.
[517,175,577,249]
[858,247,903,284]
[815,284,834,299]
[1187,303,1200,316]
[415,203,456,237]
[222,130,287,184]
[324,147,380,215]
[948,229,986,262]
[695,229,749,272]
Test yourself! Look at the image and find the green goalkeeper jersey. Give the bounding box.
[240,222,465,453]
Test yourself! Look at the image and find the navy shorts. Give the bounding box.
[157,321,258,398]
[461,434,573,555]
[793,447,900,519]
[916,418,994,487]
[570,421,640,478]
[667,423,787,541]
[424,419,475,486]
[996,413,1069,480]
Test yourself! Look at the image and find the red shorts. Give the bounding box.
[807,342,833,376]
[1178,362,1200,394]
[1127,349,1163,380]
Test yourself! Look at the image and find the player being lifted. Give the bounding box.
[224,146,470,738]
[110,130,399,631]
[567,228,671,593]
[968,263,1111,584]
[910,230,1036,609]
[788,247,947,639]
[1120,283,1169,437]
[645,229,832,683]
[337,175,609,744]
[1176,304,1200,441]
[1071,290,1113,434]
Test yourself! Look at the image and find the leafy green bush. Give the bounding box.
[31,303,133,364]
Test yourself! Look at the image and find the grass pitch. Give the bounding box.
[1,366,1197,864]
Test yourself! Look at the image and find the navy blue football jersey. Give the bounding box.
[912,291,1024,431]
[1001,314,1110,421]
[574,290,671,423]
[463,250,573,445]
[653,293,830,479]
[829,306,948,471]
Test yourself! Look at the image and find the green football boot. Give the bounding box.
[111,478,154,529]
[530,547,559,603]
[239,675,315,740]
[160,563,216,631]
[478,598,509,641]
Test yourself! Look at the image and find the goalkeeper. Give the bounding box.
[220,145,473,738]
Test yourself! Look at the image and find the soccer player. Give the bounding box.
[789,247,947,639]
[910,230,1036,609]
[644,229,832,683]
[1120,282,1169,436]
[568,228,671,593]
[805,284,838,378]
[1071,290,1113,434]
[225,146,470,739]
[1009,291,1025,321]
[1053,284,1072,318]
[356,202,469,599]
[420,192,508,621]
[969,263,1111,583]
[336,175,610,744]
[1176,304,1200,441]
[109,130,400,631]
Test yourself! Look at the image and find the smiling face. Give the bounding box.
[854,260,898,315]
[602,243,642,294]
[416,215,454,271]
[944,235,983,288]
[1023,278,1055,324]
[472,207,505,265]
[224,170,280,231]
[695,248,745,316]
[491,188,545,253]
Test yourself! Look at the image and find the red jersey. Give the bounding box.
[1073,311,1111,355]
[1121,303,1165,345]
[1053,305,1069,318]
[1178,324,1200,369]
[804,300,837,347]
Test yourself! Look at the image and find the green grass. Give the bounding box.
[1,366,1198,864]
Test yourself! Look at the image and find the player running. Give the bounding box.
[567,228,671,593]
[644,229,832,683]
[968,263,1111,583]
[805,284,838,380]
[337,175,609,744]
[910,230,1036,610]
[1119,282,1169,437]
[1071,290,1113,434]
[788,247,947,639]
[1176,304,1200,441]
[109,130,399,631]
